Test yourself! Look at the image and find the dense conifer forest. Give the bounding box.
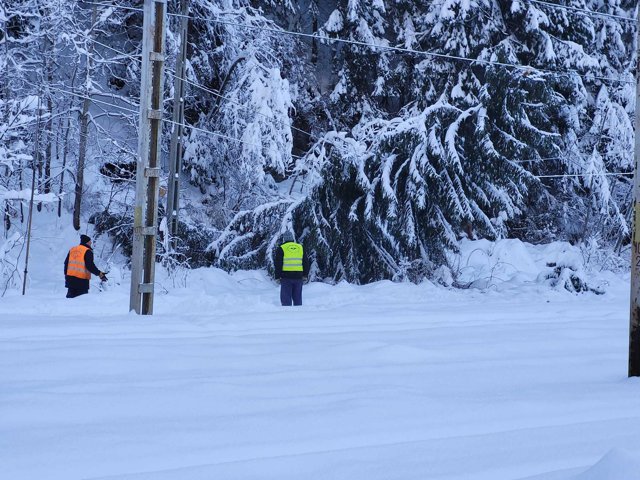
[1,0,635,285]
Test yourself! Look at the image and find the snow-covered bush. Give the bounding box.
[539,262,604,295]
[0,232,23,294]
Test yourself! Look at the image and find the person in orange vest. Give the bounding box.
[274,231,309,306]
[64,234,107,298]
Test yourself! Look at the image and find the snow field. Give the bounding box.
[1,213,639,479]
[1,266,639,480]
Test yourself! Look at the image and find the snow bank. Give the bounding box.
[1,210,638,480]
[451,239,618,294]
[574,448,640,480]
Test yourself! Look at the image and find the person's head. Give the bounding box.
[80,234,92,246]
[282,231,294,243]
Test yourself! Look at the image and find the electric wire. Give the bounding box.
[81,1,143,14]
[536,172,632,178]
[89,37,317,142]
[527,0,635,23]
[164,70,315,139]
[82,1,634,85]
[27,81,634,181]
[47,2,639,181]
[35,81,267,148]
[82,0,638,24]
[163,118,263,148]
[174,14,633,85]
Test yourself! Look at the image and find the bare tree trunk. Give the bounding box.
[73,5,97,231]
[38,31,53,212]
[59,66,78,218]
[1,1,8,120]
[18,166,24,223]
[3,202,9,237]
[58,114,71,218]
[44,32,53,196]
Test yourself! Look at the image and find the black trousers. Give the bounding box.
[66,287,89,298]
[280,278,303,306]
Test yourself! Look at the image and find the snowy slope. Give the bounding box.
[1,210,639,480]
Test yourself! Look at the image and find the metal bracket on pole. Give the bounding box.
[147,109,163,120]
[134,226,157,236]
[144,167,161,178]
[138,283,154,294]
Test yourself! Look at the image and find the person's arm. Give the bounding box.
[274,247,283,280]
[303,249,310,279]
[84,249,102,276]
[64,252,69,276]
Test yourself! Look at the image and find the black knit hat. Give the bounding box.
[80,234,91,245]
[282,231,294,243]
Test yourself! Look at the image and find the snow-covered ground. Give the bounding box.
[1,213,639,480]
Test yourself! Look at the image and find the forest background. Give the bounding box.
[1,0,635,288]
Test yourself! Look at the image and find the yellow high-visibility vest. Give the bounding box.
[281,242,303,272]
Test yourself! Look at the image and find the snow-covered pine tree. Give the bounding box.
[181,1,299,229]
[209,0,634,282]
[496,0,633,244]
[322,0,391,128]
[282,0,538,282]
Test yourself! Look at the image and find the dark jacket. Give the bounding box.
[64,242,102,290]
[274,242,310,280]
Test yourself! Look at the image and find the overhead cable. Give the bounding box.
[174,14,632,85]
[82,1,633,85]
[527,0,635,23]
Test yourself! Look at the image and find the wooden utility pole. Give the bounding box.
[130,0,167,314]
[630,6,640,377]
[166,0,189,249]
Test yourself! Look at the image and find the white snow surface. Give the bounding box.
[1,215,639,480]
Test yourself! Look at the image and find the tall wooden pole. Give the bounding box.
[166,0,189,250]
[130,0,167,314]
[629,5,640,377]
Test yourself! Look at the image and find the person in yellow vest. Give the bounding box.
[64,234,107,298]
[274,231,309,306]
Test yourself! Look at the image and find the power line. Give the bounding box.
[84,0,637,24]
[38,81,634,180]
[83,1,633,85]
[178,14,632,85]
[511,155,563,163]
[91,38,141,60]
[164,70,315,139]
[82,1,143,14]
[510,154,606,174]
[527,0,635,23]
[536,172,632,178]
[40,84,140,115]
[163,118,262,148]
[41,3,640,179]
[89,36,317,141]
[42,81,271,149]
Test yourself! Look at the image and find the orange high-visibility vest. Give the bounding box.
[67,245,91,280]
